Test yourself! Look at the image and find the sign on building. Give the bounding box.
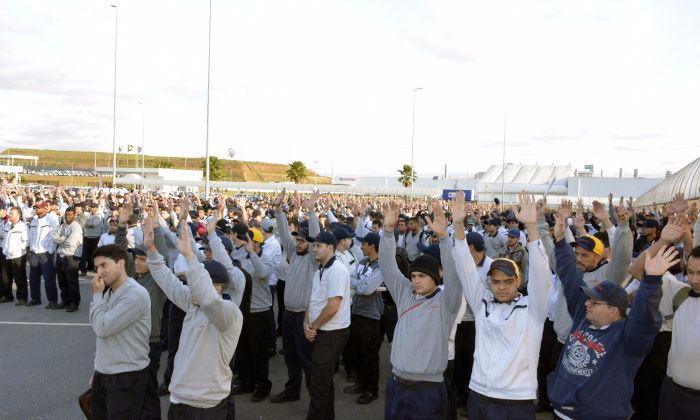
[442,189,473,201]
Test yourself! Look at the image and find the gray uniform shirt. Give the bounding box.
[89,277,151,374]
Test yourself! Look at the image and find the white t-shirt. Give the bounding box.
[309,258,351,331]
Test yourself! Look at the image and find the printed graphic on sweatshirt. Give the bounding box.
[562,330,607,377]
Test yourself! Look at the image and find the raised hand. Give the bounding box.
[142,214,156,251]
[514,191,537,226]
[553,207,568,242]
[302,190,321,210]
[536,197,547,221]
[118,202,133,226]
[450,190,467,225]
[176,220,195,258]
[668,192,688,215]
[660,215,686,244]
[615,197,631,223]
[179,196,191,222]
[425,203,448,239]
[381,201,400,231]
[206,213,217,235]
[644,245,680,276]
[559,199,574,220]
[273,188,287,210]
[591,200,609,221]
[608,193,613,204]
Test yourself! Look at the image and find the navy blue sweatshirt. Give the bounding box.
[547,238,662,420]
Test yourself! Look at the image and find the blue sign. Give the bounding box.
[442,189,472,201]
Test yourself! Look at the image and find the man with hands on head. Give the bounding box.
[451,191,551,420]
[89,244,152,419]
[547,202,669,420]
[379,199,463,420]
[144,214,243,419]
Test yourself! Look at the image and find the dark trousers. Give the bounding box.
[467,390,535,420]
[536,319,559,411]
[444,360,457,420]
[384,376,448,420]
[381,303,398,343]
[266,289,278,350]
[282,310,313,397]
[453,320,476,407]
[163,300,186,387]
[141,342,163,420]
[237,309,274,394]
[344,314,382,394]
[168,398,228,420]
[307,327,350,420]
[28,251,57,303]
[275,280,285,332]
[56,255,80,305]
[7,254,28,301]
[659,375,700,420]
[0,250,15,300]
[91,368,150,420]
[632,332,672,420]
[84,236,100,271]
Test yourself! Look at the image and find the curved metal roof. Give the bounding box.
[635,157,700,206]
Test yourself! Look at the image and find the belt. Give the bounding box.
[473,391,534,406]
[392,375,439,389]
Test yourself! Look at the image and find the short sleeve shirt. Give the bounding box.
[309,257,351,331]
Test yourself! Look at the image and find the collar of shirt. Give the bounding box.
[319,256,336,281]
[490,293,524,305]
[689,289,699,298]
[476,253,487,267]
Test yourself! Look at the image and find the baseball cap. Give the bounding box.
[261,218,275,232]
[644,219,660,229]
[202,260,230,284]
[581,281,628,311]
[309,231,338,248]
[466,232,485,251]
[357,232,380,248]
[128,245,148,257]
[33,200,49,210]
[486,219,500,226]
[216,219,232,234]
[488,258,520,277]
[574,235,604,256]
[332,227,355,241]
[249,227,264,244]
[292,227,311,241]
[507,229,520,238]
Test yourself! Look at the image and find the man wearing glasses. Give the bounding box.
[547,204,673,420]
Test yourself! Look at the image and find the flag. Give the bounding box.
[127,144,134,153]
[137,146,142,153]
[118,146,123,153]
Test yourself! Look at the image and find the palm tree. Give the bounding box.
[287,160,308,184]
[398,164,416,188]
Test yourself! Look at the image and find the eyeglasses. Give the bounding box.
[587,299,611,307]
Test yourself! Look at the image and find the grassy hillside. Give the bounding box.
[1,148,329,184]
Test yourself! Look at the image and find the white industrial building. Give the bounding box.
[635,157,700,207]
[94,167,202,193]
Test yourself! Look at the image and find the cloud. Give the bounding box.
[529,134,583,142]
[403,28,475,64]
[611,133,666,141]
[613,145,645,152]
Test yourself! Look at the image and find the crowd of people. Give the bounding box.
[1,181,699,420]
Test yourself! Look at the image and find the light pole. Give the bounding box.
[138,100,145,190]
[501,113,506,204]
[111,4,118,187]
[204,0,213,197]
[410,87,423,200]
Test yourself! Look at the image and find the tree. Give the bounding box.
[227,147,236,159]
[156,160,173,168]
[398,164,417,188]
[287,160,308,184]
[201,156,225,181]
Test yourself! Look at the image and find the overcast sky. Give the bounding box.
[1,0,698,178]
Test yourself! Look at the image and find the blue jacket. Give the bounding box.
[547,238,662,420]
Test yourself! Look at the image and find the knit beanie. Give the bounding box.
[409,254,441,285]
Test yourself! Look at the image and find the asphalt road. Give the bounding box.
[0,275,554,420]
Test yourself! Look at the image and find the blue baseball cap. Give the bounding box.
[507,229,520,238]
[358,232,380,248]
[309,231,338,247]
[581,280,628,311]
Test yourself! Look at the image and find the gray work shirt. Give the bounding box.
[89,277,151,375]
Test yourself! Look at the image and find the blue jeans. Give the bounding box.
[385,376,448,420]
[28,252,57,303]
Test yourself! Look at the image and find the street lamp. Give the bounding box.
[204,0,213,197]
[138,100,145,190]
[111,4,118,187]
[410,87,423,200]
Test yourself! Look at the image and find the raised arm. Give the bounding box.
[378,201,413,304]
[144,217,192,311]
[207,228,245,306]
[177,220,239,331]
[553,203,588,317]
[606,198,633,284]
[514,192,551,322]
[623,246,673,356]
[273,189,295,262]
[629,216,686,280]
